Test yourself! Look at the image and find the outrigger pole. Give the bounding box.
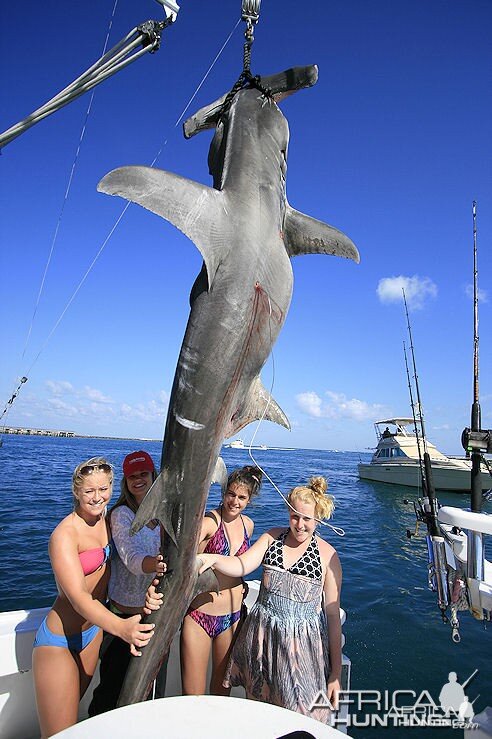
[0,0,180,149]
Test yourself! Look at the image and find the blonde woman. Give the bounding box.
[198,476,342,723]
[32,457,155,738]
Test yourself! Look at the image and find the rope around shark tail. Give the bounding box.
[218,0,273,123]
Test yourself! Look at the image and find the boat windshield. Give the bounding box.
[374,447,408,459]
[375,420,419,441]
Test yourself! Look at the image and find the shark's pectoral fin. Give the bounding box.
[131,471,178,547]
[98,166,228,286]
[284,205,360,263]
[225,376,291,438]
[192,567,220,600]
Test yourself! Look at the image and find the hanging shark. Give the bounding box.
[97,64,359,705]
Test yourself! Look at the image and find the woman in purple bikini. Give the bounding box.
[180,465,262,695]
[32,457,156,738]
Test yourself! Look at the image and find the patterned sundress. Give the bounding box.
[223,530,331,723]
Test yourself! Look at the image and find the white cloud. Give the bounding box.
[118,398,168,423]
[82,386,113,404]
[47,397,80,417]
[377,275,437,310]
[34,381,169,432]
[45,380,74,396]
[465,284,488,303]
[296,390,385,422]
[296,391,323,417]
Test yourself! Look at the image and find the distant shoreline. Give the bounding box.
[1,427,160,442]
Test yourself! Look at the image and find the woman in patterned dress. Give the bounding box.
[198,476,342,723]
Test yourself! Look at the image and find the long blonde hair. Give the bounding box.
[287,475,334,520]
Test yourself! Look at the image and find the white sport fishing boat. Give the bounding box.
[226,439,268,450]
[0,581,351,738]
[358,418,492,492]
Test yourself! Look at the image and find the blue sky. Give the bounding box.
[1,0,491,454]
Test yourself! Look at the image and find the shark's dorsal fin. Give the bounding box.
[98,166,228,286]
[284,205,360,263]
[225,376,291,438]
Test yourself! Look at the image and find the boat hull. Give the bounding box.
[0,582,350,738]
[358,461,491,492]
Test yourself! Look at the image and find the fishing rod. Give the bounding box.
[403,339,426,495]
[402,289,440,533]
[459,202,492,607]
[461,202,492,507]
[402,289,451,619]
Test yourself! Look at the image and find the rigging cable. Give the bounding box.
[1,1,121,432]
[21,0,120,365]
[2,16,241,425]
[0,3,178,149]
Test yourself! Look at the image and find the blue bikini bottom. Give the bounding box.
[33,617,100,653]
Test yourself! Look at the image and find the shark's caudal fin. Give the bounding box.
[226,376,290,438]
[284,205,360,263]
[183,66,319,139]
[98,166,229,286]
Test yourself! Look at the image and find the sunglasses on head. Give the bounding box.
[79,463,112,476]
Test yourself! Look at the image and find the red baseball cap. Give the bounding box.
[122,450,155,477]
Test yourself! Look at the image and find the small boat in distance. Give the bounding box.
[358,418,492,492]
[225,439,268,450]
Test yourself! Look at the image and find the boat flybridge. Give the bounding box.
[358,418,492,493]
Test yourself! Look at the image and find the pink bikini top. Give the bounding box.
[79,544,111,575]
[204,509,250,557]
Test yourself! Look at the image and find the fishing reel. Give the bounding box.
[461,427,492,454]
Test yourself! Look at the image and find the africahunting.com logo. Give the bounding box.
[310,669,481,729]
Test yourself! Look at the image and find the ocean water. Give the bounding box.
[0,435,491,737]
